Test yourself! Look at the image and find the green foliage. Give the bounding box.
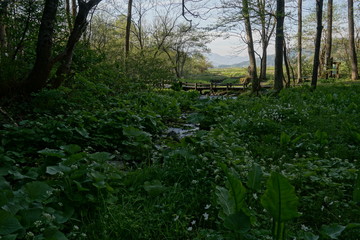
[261,172,300,222]
[247,164,263,191]
[353,171,360,203]
[2,83,360,239]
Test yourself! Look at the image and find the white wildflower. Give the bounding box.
[301,224,309,231]
[204,204,211,210]
[191,220,196,225]
[173,215,179,221]
[203,212,209,221]
[252,193,258,200]
[187,227,193,231]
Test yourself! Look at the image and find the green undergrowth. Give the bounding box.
[1,81,360,239]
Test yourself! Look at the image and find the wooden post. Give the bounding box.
[195,83,198,91]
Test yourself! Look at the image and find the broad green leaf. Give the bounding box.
[353,171,360,203]
[217,166,248,221]
[75,127,89,138]
[46,165,71,175]
[247,164,263,191]
[18,208,42,227]
[320,224,346,239]
[23,181,53,202]
[74,181,90,192]
[1,234,18,240]
[226,171,247,213]
[143,180,167,196]
[301,232,319,240]
[0,176,10,190]
[60,144,81,154]
[53,207,74,224]
[260,172,300,222]
[345,223,360,230]
[123,126,151,140]
[38,149,65,158]
[44,228,68,240]
[89,152,114,162]
[223,210,251,233]
[0,210,23,235]
[280,132,291,146]
[221,165,247,212]
[216,186,234,220]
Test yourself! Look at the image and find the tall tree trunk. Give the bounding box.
[51,0,103,88]
[260,45,267,80]
[0,0,9,56]
[65,0,73,31]
[258,0,267,81]
[72,0,77,18]
[325,0,333,79]
[311,0,324,90]
[274,0,285,92]
[284,40,291,88]
[348,0,358,80]
[125,0,133,57]
[25,0,60,93]
[297,0,302,83]
[242,0,260,93]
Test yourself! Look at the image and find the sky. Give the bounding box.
[101,0,352,59]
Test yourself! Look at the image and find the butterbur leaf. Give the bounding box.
[223,210,251,233]
[23,181,53,202]
[123,126,151,140]
[216,186,234,220]
[1,234,18,240]
[60,144,81,154]
[75,127,89,138]
[260,172,300,222]
[0,210,23,235]
[301,232,319,240]
[143,180,167,196]
[89,152,114,162]
[221,165,247,213]
[44,228,68,240]
[38,149,65,158]
[280,132,291,146]
[353,171,360,203]
[345,223,360,230]
[320,224,346,239]
[18,208,42,227]
[247,164,263,191]
[46,165,71,175]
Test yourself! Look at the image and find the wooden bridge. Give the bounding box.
[182,82,271,93]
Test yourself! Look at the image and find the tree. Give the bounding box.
[255,0,276,81]
[325,0,333,79]
[297,0,302,83]
[348,0,358,80]
[0,0,9,56]
[274,0,285,92]
[125,0,133,57]
[311,0,324,90]
[242,0,260,92]
[24,0,103,93]
[24,0,60,93]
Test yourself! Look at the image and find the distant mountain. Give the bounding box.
[205,53,248,67]
[217,55,276,68]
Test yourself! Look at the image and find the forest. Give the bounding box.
[0,0,360,239]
